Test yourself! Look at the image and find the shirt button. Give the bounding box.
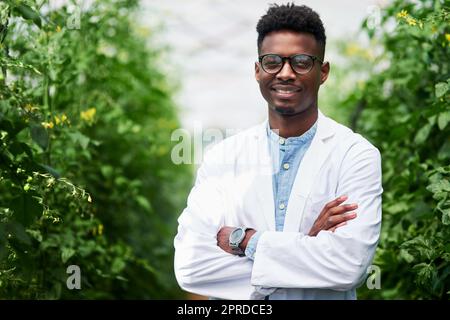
[283,163,290,170]
[279,138,285,145]
[279,203,285,210]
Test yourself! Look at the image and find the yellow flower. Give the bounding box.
[98,224,104,235]
[41,121,54,129]
[80,108,96,123]
[406,17,417,26]
[396,10,408,19]
[54,114,69,125]
[446,34,450,42]
[24,103,39,113]
[56,25,62,32]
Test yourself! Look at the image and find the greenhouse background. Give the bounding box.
[0,0,448,299]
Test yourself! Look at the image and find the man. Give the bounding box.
[174,3,382,300]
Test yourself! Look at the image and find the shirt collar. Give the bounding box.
[267,119,318,146]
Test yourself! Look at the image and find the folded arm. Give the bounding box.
[174,161,254,299]
[249,145,382,290]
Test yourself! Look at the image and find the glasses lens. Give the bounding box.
[262,55,282,73]
[291,55,313,74]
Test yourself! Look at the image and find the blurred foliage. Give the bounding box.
[326,0,449,299]
[0,0,191,298]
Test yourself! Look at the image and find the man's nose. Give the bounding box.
[276,60,296,81]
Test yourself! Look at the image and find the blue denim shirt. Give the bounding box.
[244,120,318,259]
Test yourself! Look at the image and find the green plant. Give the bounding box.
[0,0,191,299]
[329,0,449,299]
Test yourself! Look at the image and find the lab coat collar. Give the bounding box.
[258,110,335,143]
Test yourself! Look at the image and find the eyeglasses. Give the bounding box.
[258,53,323,75]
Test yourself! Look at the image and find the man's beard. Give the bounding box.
[274,105,296,115]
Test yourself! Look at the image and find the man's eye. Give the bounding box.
[264,61,281,69]
[295,62,310,69]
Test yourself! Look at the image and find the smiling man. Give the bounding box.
[174,3,383,300]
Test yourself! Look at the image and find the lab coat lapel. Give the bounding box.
[252,121,276,231]
[283,111,337,232]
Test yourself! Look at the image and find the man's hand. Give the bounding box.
[217,227,256,254]
[308,195,358,236]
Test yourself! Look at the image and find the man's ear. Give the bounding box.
[255,62,260,83]
[320,61,330,85]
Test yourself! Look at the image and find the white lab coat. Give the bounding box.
[174,110,382,300]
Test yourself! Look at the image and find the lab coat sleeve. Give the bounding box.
[251,143,383,291]
[174,152,254,299]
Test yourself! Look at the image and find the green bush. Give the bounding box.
[0,0,191,299]
[330,0,449,299]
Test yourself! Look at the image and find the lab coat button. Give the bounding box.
[279,203,285,210]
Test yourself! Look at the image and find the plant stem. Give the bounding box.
[43,31,52,166]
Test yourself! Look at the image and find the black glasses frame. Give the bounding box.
[258,53,323,75]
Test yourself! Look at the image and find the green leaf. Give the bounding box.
[100,165,114,178]
[438,140,450,160]
[61,247,76,263]
[30,124,49,150]
[27,229,43,242]
[9,193,42,227]
[15,4,41,28]
[386,201,409,214]
[438,111,450,130]
[399,249,415,263]
[414,123,432,145]
[413,263,436,286]
[441,207,450,225]
[136,195,152,211]
[427,179,450,194]
[435,82,448,98]
[78,240,97,257]
[111,257,126,274]
[69,132,90,149]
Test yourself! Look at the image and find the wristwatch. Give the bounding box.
[229,227,248,256]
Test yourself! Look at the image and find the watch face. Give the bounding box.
[230,228,245,243]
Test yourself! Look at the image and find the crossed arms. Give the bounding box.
[174,145,382,299]
[216,195,358,256]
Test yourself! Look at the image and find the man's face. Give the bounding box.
[255,30,329,116]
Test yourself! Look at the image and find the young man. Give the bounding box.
[174,4,382,300]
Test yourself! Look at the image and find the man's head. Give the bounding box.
[255,3,329,117]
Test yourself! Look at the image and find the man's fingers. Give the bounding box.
[328,203,358,216]
[327,211,357,228]
[323,195,348,211]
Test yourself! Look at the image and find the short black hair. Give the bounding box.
[256,3,326,58]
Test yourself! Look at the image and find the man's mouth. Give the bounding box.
[271,85,301,98]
